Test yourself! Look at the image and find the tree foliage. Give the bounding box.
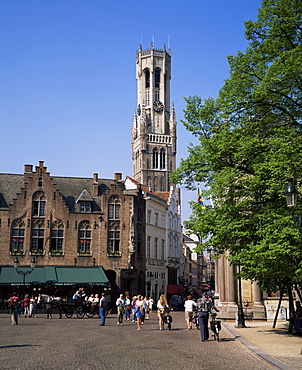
[171,0,302,293]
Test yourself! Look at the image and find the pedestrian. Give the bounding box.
[99,293,107,326]
[184,295,196,330]
[29,296,37,318]
[293,301,302,334]
[148,297,154,314]
[144,297,150,320]
[116,294,125,325]
[197,293,212,341]
[134,295,144,331]
[23,294,30,318]
[131,296,137,323]
[124,295,131,321]
[157,294,169,330]
[9,292,20,325]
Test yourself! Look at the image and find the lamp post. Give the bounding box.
[236,262,246,328]
[98,214,104,267]
[14,257,36,294]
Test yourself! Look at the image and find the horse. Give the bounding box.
[37,294,63,319]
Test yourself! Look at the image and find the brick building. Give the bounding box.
[0,161,146,300]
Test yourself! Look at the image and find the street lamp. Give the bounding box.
[236,262,246,328]
[14,256,36,294]
[284,178,302,252]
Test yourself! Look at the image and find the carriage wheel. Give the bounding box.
[65,307,74,318]
[76,306,85,319]
[86,310,95,318]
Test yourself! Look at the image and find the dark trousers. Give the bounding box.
[198,311,209,341]
[99,307,106,325]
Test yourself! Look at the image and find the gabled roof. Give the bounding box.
[76,189,94,203]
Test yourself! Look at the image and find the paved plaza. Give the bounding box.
[0,310,292,370]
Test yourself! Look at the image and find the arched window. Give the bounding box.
[160,149,165,169]
[153,148,158,169]
[78,221,91,254]
[50,220,64,253]
[145,69,150,88]
[155,68,160,88]
[32,191,46,217]
[11,220,25,254]
[160,177,165,191]
[108,196,121,220]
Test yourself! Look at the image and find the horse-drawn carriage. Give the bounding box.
[37,294,99,319]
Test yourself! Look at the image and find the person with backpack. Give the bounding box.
[9,292,20,325]
[197,293,213,341]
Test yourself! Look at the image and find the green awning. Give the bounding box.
[0,266,56,285]
[55,267,109,286]
[0,266,108,286]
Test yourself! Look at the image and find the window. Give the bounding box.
[155,212,158,226]
[108,229,120,253]
[155,68,160,88]
[169,233,173,255]
[108,197,121,220]
[145,69,150,88]
[145,90,150,106]
[32,191,46,217]
[147,236,151,258]
[50,221,64,252]
[153,148,158,169]
[78,221,91,254]
[168,212,173,229]
[161,239,165,260]
[31,228,44,253]
[80,201,92,213]
[154,237,158,259]
[147,210,151,224]
[160,149,165,169]
[11,221,25,254]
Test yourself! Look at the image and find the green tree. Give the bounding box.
[171,0,302,300]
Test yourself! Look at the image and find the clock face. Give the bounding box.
[153,100,164,113]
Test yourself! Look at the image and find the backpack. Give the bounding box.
[9,297,18,308]
[197,298,211,312]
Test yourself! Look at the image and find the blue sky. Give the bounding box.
[0,0,261,222]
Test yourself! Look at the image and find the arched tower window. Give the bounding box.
[155,68,160,88]
[78,221,91,254]
[153,148,158,169]
[155,68,161,101]
[145,69,150,88]
[160,148,165,169]
[145,69,150,106]
[160,177,165,191]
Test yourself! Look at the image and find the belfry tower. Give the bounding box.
[132,43,177,192]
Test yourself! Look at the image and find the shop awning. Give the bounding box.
[166,284,185,295]
[55,267,108,286]
[0,266,108,286]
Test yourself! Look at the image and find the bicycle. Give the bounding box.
[210,311,221,341]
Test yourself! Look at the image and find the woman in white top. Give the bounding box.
[157,294,169,330]
[184,295,196,330]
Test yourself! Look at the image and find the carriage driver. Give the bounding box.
[73,287,86,307]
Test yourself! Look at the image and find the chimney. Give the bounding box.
[93,173,99,197]
[24,164,33,173]
[114,173,122,181]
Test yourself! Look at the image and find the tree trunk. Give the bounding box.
[273,285,284,329]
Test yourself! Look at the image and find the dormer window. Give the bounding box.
[76,189,94,213]
[80,201,92,213]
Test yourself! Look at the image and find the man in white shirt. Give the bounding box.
[184,295,196,330]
